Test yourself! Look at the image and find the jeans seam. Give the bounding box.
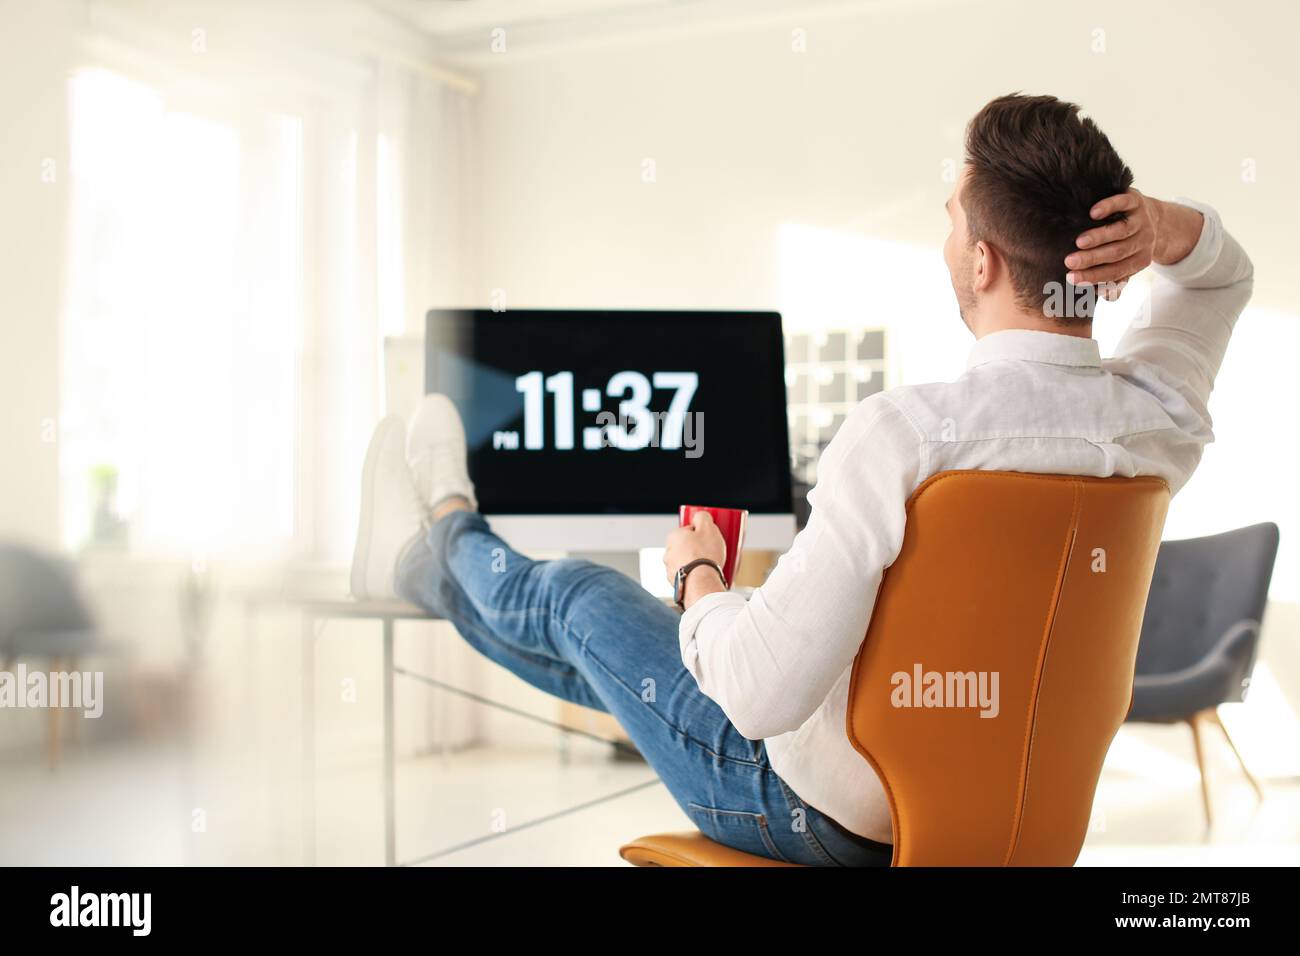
[569,614,765,769]
[687,804,789,864]
[465,606,577,675]
[775,775,839,867]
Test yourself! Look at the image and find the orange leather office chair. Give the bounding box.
[621,471,1170,867]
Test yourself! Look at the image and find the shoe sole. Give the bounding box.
[350,416,402,599]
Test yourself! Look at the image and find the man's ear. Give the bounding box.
[972,239,996,293]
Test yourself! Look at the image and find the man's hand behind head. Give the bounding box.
[1065,188,1157,298]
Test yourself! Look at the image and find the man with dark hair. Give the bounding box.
[350,93,1252,864]
[959,93,1135,319]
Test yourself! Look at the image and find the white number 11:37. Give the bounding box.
[514,370,699,451]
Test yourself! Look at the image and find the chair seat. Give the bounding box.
[620,832,802,867]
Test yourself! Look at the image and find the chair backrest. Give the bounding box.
[1134,523,1279,701]
[846,471,1169,867]
[0,543,94,650]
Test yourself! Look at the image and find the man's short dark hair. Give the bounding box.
[963,93,1134,320]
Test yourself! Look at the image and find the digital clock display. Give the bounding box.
[424,309,792,516]
[504,370,699,453]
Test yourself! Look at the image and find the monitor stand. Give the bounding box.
[487,514,796,554]
[569,549,641,582]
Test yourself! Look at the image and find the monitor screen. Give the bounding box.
[424,309,793,516]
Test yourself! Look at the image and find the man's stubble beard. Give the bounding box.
[952,254,976,332]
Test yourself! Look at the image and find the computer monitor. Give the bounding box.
[424,309,796,552]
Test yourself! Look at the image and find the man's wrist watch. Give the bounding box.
[673,558,727,610]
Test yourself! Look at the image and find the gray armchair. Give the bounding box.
[1127,522,1281,827]
[0,543,101,767]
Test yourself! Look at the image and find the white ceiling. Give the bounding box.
[369,0,695,39]
[363,0,907,59]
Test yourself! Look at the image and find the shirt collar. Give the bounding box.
[965,329,1101,372]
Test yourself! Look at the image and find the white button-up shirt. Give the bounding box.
[679,200,1254,843]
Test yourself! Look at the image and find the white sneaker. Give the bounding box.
[406,393,478,512]
[350,415,426,600]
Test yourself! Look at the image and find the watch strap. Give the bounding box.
[674,557,727,609]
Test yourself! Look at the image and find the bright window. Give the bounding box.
[61,68,302,560]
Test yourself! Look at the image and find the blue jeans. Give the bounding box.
[395,510,892,867]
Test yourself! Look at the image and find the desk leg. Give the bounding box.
[383,617,396,867]
[302,614,316,867]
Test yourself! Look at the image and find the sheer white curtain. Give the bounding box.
[62,69,301,559]
[59,4,476,566]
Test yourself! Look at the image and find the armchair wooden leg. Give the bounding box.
[1188,713,1212,832]
[1209,708,1264,801]
[67,656,80,747]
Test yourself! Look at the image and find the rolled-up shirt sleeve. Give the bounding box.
[678,394,922,739]
[1112,200,1254,425]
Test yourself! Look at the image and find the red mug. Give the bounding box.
[678,505,748,587]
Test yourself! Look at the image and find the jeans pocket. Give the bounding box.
[803,811,895,868]
[685,803,789,863]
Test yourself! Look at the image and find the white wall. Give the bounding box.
[0,0,78,548]
[471,0,1299,314]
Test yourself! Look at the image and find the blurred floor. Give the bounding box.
[1,724,1297,866]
